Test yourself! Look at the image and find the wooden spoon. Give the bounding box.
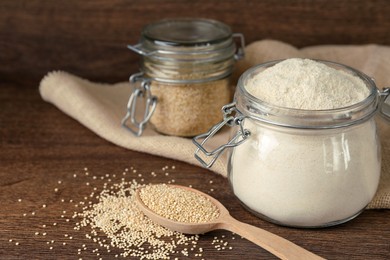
[136,184,325,260]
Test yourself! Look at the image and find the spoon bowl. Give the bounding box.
[136,184,229,234]
[136,184,325,260]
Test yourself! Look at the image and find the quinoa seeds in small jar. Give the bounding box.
[123,18,244,137]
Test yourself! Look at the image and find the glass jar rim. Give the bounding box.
[235,59,379,129]
[131,18,237,63]
[142,18,233,47]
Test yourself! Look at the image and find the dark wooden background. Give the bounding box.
[1,0,390,84]
[1,1,390,259]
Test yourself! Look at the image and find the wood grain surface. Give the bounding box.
[1,0,390,259]
[1,0,390,83]
[1,81,390,259]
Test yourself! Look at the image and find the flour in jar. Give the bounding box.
[230,58,380,227]
[245,58,370,109]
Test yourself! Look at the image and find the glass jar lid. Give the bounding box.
[142,18,232,46]
[128,18,241,63]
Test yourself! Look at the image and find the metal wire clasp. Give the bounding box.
[379,87,390,119]
[127,44,157,57]
[233,33,245,60]
[192,103,250,168]
[121,72,157,136]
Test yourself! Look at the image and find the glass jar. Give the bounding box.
[193,60,390,228]
[122,18,245,137]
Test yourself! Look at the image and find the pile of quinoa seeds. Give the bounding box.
[13,165,238,259]
[140,184,220,223]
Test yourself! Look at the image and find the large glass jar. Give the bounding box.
[194,60,389,228]
[122,18,244,137]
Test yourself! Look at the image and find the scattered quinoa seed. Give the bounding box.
[27,167,235,259]
[74,179,203,259]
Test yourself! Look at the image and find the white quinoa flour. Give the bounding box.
[246,58,369,110]
[230,59,380,227]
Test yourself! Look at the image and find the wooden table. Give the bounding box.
[1,1,390,259]
[1,79,389,259]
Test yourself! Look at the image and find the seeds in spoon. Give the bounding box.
[139,184,220,223]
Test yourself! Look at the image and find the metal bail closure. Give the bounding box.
[379,87,390,119]
[192,103,251,168]
[121,72,157,136]
[127,44,157,57]
[232,33,245,60]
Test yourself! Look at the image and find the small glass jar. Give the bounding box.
[122,18,245,137]
[194,60,390,228]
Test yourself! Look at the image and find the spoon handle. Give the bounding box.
[218,215,325,260]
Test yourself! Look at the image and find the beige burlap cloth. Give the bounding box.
[39,40,390,209]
